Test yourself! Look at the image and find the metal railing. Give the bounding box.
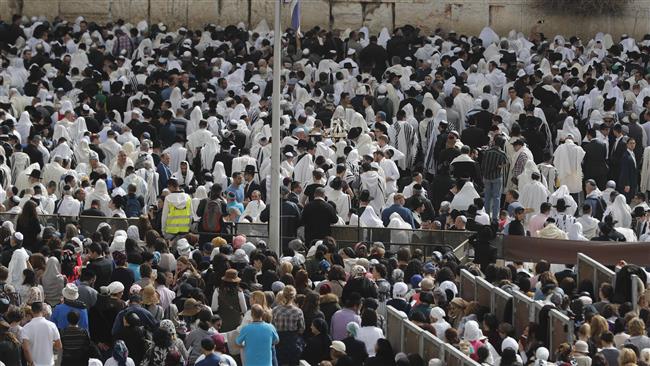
[576,252,616,297]
[0,212,140,237]
[386,305,480,365]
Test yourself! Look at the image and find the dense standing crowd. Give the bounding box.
[0,10,647,366]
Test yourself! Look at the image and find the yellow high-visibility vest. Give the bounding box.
[165,197,192,234]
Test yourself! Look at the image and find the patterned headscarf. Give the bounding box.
[112,340,129,366]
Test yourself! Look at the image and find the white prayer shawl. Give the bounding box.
[388,212,412,251]
[0,163,10,190]
[232,155,257,177]
[641,147,650,192]
[604,195,632,229]
[187,128,213,163]
[74,140,92,166]
[169,87,182,112]
[379,158,399,195]
[356,133,377,158]
[200,137,221,172]
[42,161,67,187]
[191,186,208,220]
[392,119,418,170]
[122,173,148,199]
[99,138,122,166]
[50,141,73,162]
[577,215,599,239]
[293,153,314,186]
[350,112,368,133]
[520,180,550,215]
[549,185,577,216]
[378,28,391,48]
[450,182,480,211]
[556,117,581,144]
[85,179,112,216]
[70,117,88,145]
[553,139,585,194]
[15,162,40,193]
[8,246,29,289]
[358,206,383,228]
[517,160,547,191]
[360,171,387,214]
[479,27,500,47]
[327,189,351,221]
[171,161,195,187]
[15,111,31,143]
[212,161,229,189]
[135,167,159,208]
[567,222,588,241]
[8,152,27,185]
[242,199,266,222]
[53,124,73,144]
[163,143,188,173]
[453,93,474,131]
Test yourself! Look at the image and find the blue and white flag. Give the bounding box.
[290,0,301,35]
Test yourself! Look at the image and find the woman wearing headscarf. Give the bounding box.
[364,338,396,366]
[603,195,632,228]
[41,256,66,306]
[302,318,332,366]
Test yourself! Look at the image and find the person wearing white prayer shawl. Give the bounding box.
[162,136,188,173]
[109,150,134,179]
[450,181,480,212]
[536,221,568,240]
[42,156,67,188]
[212,161,229,191]
[402,172,426,199]
[389,109,418,171]
[10,147,30,185]
[15,111,31,143]
[200,136,221,172]
[388,212,412,252]
[85,179,111,216]
[280,152,295,178]
[507,139,532,191]
[603,194,632,229]
[293,141,315,187]
[135,161,159,208]
[88,152,109,179]
[552,136,585,195]
[241,190,266,223]
[99,130,122,165]
[56,186,80,216]
[0,155,11,190]
[556,117,581,145]
[327,177,350,222]
[567,221,588,241]
[520,172,549,218]
[74,139,93,166]
[452,86,474,132]
[7,232,29,289]
[549,185,577,216]
[187,119,213,163]
[577,204,600,240]
[600,180,617,208]
[231,149,258,178]
[191,185,208,221]
[171,161,196,193]
[359,205,383,228]
[373,149,399,196]
[360,162,386,215]
[122,167,148,198]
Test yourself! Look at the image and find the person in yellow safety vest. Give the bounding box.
[161,178,194,238]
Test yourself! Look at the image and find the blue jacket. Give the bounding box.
[51,301,89,331]
[111,304,159,336]
[381,204,416,228]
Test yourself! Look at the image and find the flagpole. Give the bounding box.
[270,0,282,255]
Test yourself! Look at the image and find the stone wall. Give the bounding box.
[2,0,650,39]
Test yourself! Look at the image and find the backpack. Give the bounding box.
[125,196,142,218]
[201,199,223,232]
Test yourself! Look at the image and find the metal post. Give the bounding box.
[269,0,282,255]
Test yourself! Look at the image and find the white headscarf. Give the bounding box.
[172,160,194,186]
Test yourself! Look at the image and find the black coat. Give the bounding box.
[618,151,637,195]
[259,199,302,249]
[461,126,489,149]
[341,277,378,304]
[300,198,338,246]
[243,180,261,200]
[582,139,609,180]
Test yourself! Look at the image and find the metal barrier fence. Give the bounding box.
[576,252,616,297]
[386,305,479,365]
[549,309,574,357]
[0,212,140,237]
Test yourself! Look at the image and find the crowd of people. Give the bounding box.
[0,9,647,366]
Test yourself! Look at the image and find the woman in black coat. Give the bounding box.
[302,318,332,366]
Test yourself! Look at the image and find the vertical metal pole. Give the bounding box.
[269,0,282,255]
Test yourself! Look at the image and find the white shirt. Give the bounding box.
[356,326,384,357]
[104,357,135,366]
[21,316,60,366]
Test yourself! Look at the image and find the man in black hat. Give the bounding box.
[242,165,260,202]
[24,134,44,168]
[551,198,576,233]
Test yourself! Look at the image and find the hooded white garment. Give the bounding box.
[452,92,474,131]
[10,152,30,185]
[85,179,112,216]
[520,179,550,215]
[479,27,500,47]
[450,182,480,211]
[567,222,588,241]
[135,166,159,208]
[15,163,41,193]
[169,87,182,112]
[360,170,387,214]
[163,142,188,173]
[553,138,585,194]
[517,160,547,190]
[191,185,208,220]
[241,197,266,223]
[388,212,412,251]
[604,195,632,228]
[549,185,577,216]
[556,117,581,145]
[359,206,383,227]
[8,243,29,288]
[212,161,229,190]
[327,187,351,221]
[42,160,67,188]
[171,161,195,187]
[200,137,221,171]
[15,111,32,143]
[378,28,391,48]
